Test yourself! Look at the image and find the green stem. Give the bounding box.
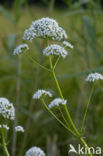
[49,55,93,156]
[81,82,96,134]
[49,55,79,135]
[53,69,80,135]
[3,144,9,156]
[45,38,93,156]
[1,127,9,156]
[41,98,77,136]
[49,56,63,98]
[49,56,70,127]
[58,107,70,128]
[80,138,93,156]
[25,53,51,72]
[53,56,60,70]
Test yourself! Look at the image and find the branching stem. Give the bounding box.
[48,55,93,156]
[41,98,77,136]
[1,126,9,156]
[25,53,51,72]
[81,82,96,134]
[28,38,93,156]
[53,56,60,70]
[49,56,70,127]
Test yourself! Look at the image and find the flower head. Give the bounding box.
[25,146,45,156]
[63,41,73,49]
[48,98,67,108]
[0,124,9,130]
[0,97,15,120]
[23,17,68,42]
[13,44,29,55]
[86,73,103,82]
[43,44,68,58]
[33,89,52,99]
[23,29,37,42]
[15,125,24,132]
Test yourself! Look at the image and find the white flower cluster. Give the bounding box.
[23,17,68,42]
[33,89,52,99]
[15,125,24,132]
[0,124,9,130]
[13,44,29,55]
[23,29,37,42]
[48,98,67,108]
[63,41,73,49]
[25,146,45,156]
[86,73,103,82]
[0,98,15,120]
[43,44,68,58]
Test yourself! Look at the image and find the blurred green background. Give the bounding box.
[0,0,103,155]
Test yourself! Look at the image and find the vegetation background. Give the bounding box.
[0,0,103,155]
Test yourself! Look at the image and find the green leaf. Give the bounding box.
[62,9,103,17]
[0,5,15,26]
[82,15,100,60]
[13,0,28,22]
[8,34,17,54]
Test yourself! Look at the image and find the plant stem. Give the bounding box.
[12,55,21,156]
[25,53,51,72]
[49,55,93,156]
[1,127,9,156]
[41,98,77,136]
[3,144,9,156]
[49,56,70,127]
[81,82,96,133]
[53,56,60,70]
[80,138,93,156]
[49,55,79,134]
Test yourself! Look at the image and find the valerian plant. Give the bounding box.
[0,98,24,156]
[13,17,103,156]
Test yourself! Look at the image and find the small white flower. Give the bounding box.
[23,17,68,42]
[0,97,15,120]
[25,146,45,156]
[0,124,9,130]
[48,98,67,108]
[13,44,29,55]
[63,41,73,49]
[33,89,52,99]
[15,125,24,132]
[23,28,37,42]
[86,73,103,82]
[43,44,68,58]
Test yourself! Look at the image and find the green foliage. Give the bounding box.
[0,5,15,25]
[0,1,103,155]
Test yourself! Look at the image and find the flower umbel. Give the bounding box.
[0,124,9,130]
[0,97,15,120]
[23,28,37,42]
[43,44,68,58]
[48,98,67,108]
[15,126,24,132]
[25,146,45,156]
[63,41,73,49]
[86,73,103,82]
[13,44,29,55]
[33,89,52,99]
[23,17,68,42]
